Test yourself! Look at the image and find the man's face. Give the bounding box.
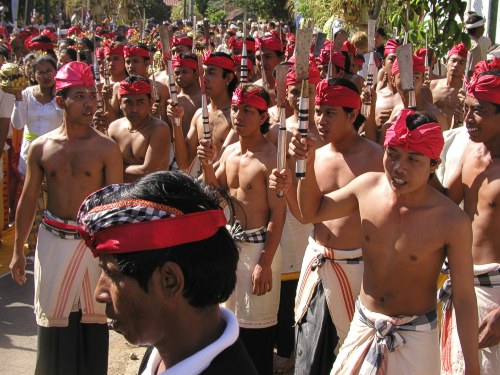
[383,146,438,194]
[58,86,97,126]
[106,54,126,76]
[120,93,152,124]
[314,104,355,143]
[383,54,396,80]
[174,66,197,89]
[447,54,466,78]
[172,45,190,57]
[125,56,149,77]
[375,32,384,48]
[255,48,281,77]
[231,103,266,136]
[394,71,423,105]
[464,95,500,144]
[287,82,316,112]
[203,65,230,98]
[94,255,161,345]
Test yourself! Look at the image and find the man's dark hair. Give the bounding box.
[122,75,152,99]
[84,171,239,308]
[406,112,440,166]
[376,28,386,38]
[210,52,239,96]
[77,37,94,52]
[327,78,365,130]
[59,37,75,47]
[59,47,77,62]
[32,54,57,75]
[465,13,485,37]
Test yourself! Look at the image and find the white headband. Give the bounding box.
[465,19,486,29]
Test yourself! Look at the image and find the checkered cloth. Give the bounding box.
[438,265,500,311]
[356,299,438,375]
[41,210,81,240]
[77,184,183,237]
[228,220,266,244]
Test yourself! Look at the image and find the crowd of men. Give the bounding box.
[3,8,499,375]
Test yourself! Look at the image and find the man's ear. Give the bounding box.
[430,158,441,173]
[55,95,65,109]
[157,261,184,300]
[225,72,234,86]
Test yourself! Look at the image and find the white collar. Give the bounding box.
[141,307,239,375]
[465,19,486,29]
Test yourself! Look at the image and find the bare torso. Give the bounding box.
[313,138,383,249]
[221,139,277,229]
[430,78,461,130]
[460,143,500,264]
[357,173,463,315]
[35,127,122,220]
[108,116,170,182]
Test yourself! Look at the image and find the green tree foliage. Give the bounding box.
[195,0,210,17]
[291,0,470,60]
[232,0,291,21]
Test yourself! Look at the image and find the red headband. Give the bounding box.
[124,45,150,58]
[172,55,198,71]
[231,86,268,111]
[172,36,193,48]
[341,41,356,55]
[315,79,361,109]
[448,43,468,59]
[233,55,253,71]
[256,36,283,52]
[104,45,124,57]
[55,61,95,92]
[384,109,444,159]
[62,209,227,257]
[203,51,235,73]
[319,50,345,68]
[230,38,256,52]
[384,39,399,56]
[68,26,82,37]
[118,80,152,96]
[392,55,425,75]
[286,64,321,86]
[467,61,500,104]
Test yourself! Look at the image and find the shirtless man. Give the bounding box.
[375,53,447,144]
[108,76,170,183]
[439,63,500,375]
[374,39,402,128]
[103,42,127,85]
[172,53,201,136]
[197,84,286,375]
[186,52,238,165]
[430,43,468,129]
[108,44,167,122]
[254,35,284,94]
[276,108,479,375]
[270,78,383,374]
[9,62,123,375]
[149,34,193,118]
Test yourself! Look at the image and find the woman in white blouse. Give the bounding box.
[11,54,63,253]
[11,54,63,176]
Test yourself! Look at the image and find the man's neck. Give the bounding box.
[239,131,266,151]
[181,83,200,96]
[127,114,151,131]
[446,74,463,88]
[111,72,127,83]
[210,93,230,111]
[483,134,500,157]
[329,130,360,153]
[61,119,93,138]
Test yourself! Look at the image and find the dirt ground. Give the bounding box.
[108,331,147,375]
